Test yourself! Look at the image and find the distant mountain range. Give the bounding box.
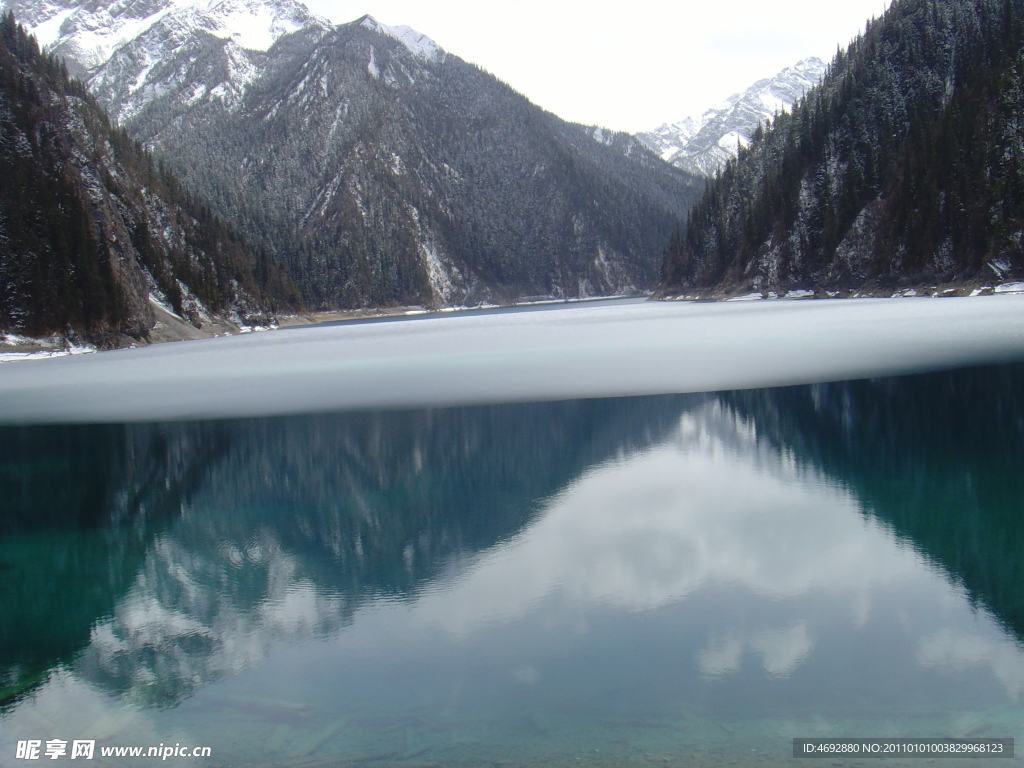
[637,58,827,178]
[5,0,703,309]
[661,0,1024,297]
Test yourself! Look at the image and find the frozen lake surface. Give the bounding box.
[2,295,1024,423]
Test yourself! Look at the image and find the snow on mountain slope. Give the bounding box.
[638,57,827,178]
[86,0,332,123]
[0,0,449,127]
[1,0,327,76]
[357,14,444,61]
[637,116,700,163]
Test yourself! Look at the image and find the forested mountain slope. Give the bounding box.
[0,13,297,344]
[661,0,1024,296]
[94,14,703,307]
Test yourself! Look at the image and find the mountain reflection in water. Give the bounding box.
[725,364,1024,640]
[0,397,689,709]
[1,365,1024,767]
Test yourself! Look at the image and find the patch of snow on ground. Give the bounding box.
[149,292,184,320]
[0,349,89,363]
[785,290,815,299]
[182,81,208,105]
[3,334,41,345]
[758,91,788,114]
[990,259,1012,277]
[219,4,289,51]
[0,335,95,364]
[593,245,620,290]
[131,54,158,92]
[995,282,1024,294]
[727,292,763,302]
[31,8,76,47]
[422,243,457,303]
[225,44,261,93]
[717,130,749,152]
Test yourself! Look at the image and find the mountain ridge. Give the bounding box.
[3,0,326,74]
[20,0,703,307]
[638,57,827,178]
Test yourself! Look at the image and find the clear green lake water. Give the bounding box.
[3,362,1024,767]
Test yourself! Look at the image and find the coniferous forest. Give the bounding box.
[661,0,1024,295]
[0,12,298,343]
[110,20,701,310]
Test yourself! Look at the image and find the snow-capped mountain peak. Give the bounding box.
[8,0,334,125]
[5,0,327,74]
[640,116,701,163]
[20,1,176,72]
[638,57,828,178]
[207,0,315,51]
[356,14,443,61]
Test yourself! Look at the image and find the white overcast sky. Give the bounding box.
[303,0,892,133]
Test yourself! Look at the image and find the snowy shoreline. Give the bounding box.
[658,280,1024,303]
[4,285,1022,365]
[0,294,648,363]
